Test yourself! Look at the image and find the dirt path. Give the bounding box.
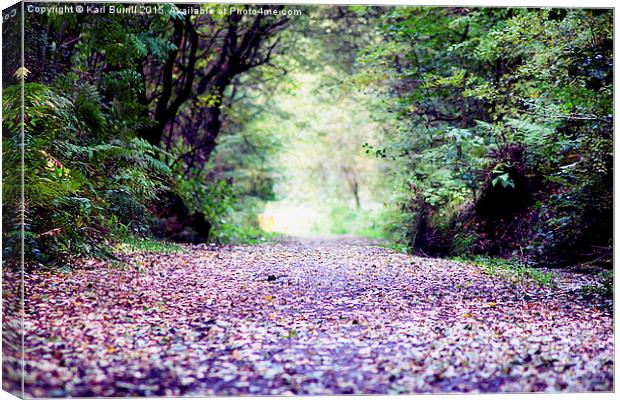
[17,240,613,396]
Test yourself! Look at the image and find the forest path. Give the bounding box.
[22,241,613,396]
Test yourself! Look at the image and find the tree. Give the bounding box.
[140,6,290,172]
[355,7,613,264]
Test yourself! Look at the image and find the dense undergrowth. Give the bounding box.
[2,5,289,266]
[353,8,613,274]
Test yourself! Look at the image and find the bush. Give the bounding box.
[2,83,171,264]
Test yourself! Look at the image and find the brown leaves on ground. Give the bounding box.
[7,241,613,396]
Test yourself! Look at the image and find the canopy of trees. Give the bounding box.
[2,5,613,276]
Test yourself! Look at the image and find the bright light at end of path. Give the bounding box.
[258,204,322,236]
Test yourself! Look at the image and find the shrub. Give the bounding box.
[2,83,171,264]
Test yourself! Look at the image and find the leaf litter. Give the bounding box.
[8,240,613,396]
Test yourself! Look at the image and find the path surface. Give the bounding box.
[17,239,613,396]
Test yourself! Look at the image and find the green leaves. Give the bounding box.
[421,68,466,89]
[491,173,515,189]
[351,7,612,266]
[2,81,175,263]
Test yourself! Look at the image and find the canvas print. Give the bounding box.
[1,1,614,397]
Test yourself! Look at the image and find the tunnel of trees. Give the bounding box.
[2,4,613,278]
[1,4,615,396]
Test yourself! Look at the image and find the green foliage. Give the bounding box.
[74,83,105,132]
[355,8,612,266]
[14,5,296,260]
[324,205,406,249]
[177,177,235,229]
[379,242,410,254]
[114,236,185,254]
[175,174,277,245]
[188,73,289,244]
[2,82,171,263]
[455,255,554,287]
[582,270,613,299]
[451,233,478,256]
[215,223,281,245]
[7,6,612,278]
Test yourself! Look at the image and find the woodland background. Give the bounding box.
[2,4,613,288]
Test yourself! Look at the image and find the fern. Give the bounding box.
[3,82,175,263]
[75,83,106,133]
